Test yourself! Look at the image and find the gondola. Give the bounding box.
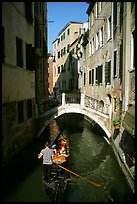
[42,131,70,201]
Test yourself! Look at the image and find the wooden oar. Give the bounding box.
[58,164,102,188]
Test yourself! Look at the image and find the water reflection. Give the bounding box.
[60,120,134,202]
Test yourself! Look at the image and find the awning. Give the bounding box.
[122,105,135,137]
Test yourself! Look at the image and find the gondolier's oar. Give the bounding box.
[58,164,102,188]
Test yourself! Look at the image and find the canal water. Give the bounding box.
[3,114,134,202]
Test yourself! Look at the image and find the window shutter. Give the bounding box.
[89,70,91,84]
[105,61,111,84]
[91,69,94,85]
[98,65,102,83]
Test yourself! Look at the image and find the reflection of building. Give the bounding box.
[52,21,83,95]
[77,2,135,192]
[2,2,48,165]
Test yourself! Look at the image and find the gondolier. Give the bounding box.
[38,131,70,201]
[38,142,55,183]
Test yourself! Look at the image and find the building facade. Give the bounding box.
[2,2,48,165]
[77,2,135,192]
[52,21,83,97]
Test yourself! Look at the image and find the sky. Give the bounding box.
[47,2,89,52]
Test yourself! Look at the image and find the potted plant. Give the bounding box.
[112,117,121,129]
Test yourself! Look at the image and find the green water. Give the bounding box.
[3,115,134,202]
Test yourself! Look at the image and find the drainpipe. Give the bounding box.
[110,2,114,127]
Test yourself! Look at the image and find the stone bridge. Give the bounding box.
[36,93,112,140]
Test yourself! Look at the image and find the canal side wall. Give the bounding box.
[2,99,37,166]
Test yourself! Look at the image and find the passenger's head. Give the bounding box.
[45,142,50,147]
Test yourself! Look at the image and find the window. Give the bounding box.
[96,67,98,84]
[16,37,23,68]
[58,38,60,44]
[91,69,94,85]
[108,16,112,39]
[89,70,91,84]
[79,27,85,35]
[58,66,60,74]
[131,30,135,69]
[63,32,65,39]
[114,97,116,112]
[61,65,64,72]
[96,32,99,50]
[58,51,60,59]
[63,47,66,55]
[27,99,32,119]
[113,50,117,77]
[67,28,70,35]
[67,44,70,52]
[61,35,63,41]
[105,61,111,84]
[91,38,94,55]
[61,49,63,56]
[18,101,24,124]
[98,65,103,83]
[84,73,86,86]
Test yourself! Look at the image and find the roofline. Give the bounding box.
[52,37,58,44]
[52,21,83,44]
[58,21,83,36]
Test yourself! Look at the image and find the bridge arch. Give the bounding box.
[37,104,111,139]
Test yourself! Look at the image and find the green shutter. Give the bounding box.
[89,70,91,84]
[92,69,94,85]
[105,61,111,84]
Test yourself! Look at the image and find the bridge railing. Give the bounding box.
[61,93,110,117]
[85,95,109,115]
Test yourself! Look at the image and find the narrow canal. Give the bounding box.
[3,114,134,202]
